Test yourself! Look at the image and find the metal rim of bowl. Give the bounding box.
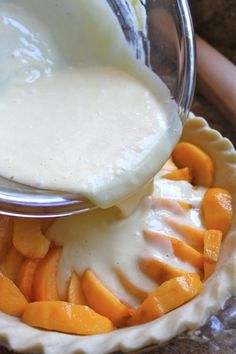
[0,0,196,218]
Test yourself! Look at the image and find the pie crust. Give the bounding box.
[0,115,236,354]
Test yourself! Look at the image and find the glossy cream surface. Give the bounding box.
[0,0,181,208]
[48,172,207,307]
[0,66,179,208]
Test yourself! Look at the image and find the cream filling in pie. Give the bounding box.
[48,170,206,307]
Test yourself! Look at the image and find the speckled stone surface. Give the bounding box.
[1,1,236,353]
[189,0,236,64]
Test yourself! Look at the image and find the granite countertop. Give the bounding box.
[189,0,236,65]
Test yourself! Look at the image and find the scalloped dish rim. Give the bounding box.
[0,114,236,354]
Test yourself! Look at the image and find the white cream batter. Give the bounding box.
[0,0,181,208]
[48,175,207,307]
[0,66,180,207]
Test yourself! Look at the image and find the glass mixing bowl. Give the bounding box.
[0,0,195,217]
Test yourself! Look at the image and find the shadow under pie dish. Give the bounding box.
[0,115,236,354]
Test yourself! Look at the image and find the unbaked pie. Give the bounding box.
[0,115,235,354]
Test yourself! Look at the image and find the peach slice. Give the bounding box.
[204,261,216,280]
[0,272,28,316]
[67,272,87,305]
[13,218,50,259]
[127,273,203,326]
[164,217,204,250]
[163,167,192,183]
[144,230,204,269]
[143,230,173,252]
[202,188,233,235]
[139,258,186,284]
[204,230,222,263]
[172,142,214,187]
[115,269,148,302]
[22,301,115,335]
[17,258,40,302]
[0,216,13,260]
[81,269,131,327]
[203,230,222,280]
[0,246,24,282]
[169,237,204,269]
[178,202,191,211]
[33,248,62,301]
[127,292,164,326]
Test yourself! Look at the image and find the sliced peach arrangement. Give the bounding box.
[0,142,233,335]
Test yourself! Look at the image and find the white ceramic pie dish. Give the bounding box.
[0,114,236,354]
